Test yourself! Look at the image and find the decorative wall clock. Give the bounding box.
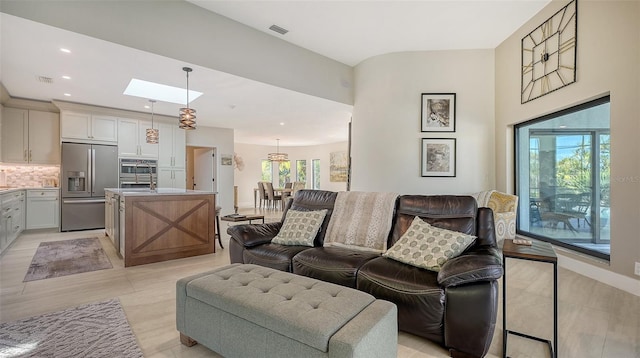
[521,0,577,103]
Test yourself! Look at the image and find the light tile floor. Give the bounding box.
[0,207,638,357]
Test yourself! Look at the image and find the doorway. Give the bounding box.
[186,146,217,192]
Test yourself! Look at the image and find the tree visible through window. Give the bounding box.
[261,160,272,182]
[296,160,307,185]
[516,96,610,260]
[279,161,290,188]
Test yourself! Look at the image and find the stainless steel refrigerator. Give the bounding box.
[61,142,118,231]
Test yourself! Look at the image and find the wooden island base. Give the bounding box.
[116,191,216,267]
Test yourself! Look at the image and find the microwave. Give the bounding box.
[119,158,157,175]
[119,159,157,188]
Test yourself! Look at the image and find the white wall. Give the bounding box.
[495,0,640,279]
[351,50,495,194]
[186,127,235,215]
[234,142,348,207]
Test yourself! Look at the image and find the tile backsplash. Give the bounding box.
[0,165,60,188]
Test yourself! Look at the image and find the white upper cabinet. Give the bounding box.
[157,167,186,189]
[91,115,119,142]
[158,123,186,168]
[1,108,28,163]
[61,111,117,143]
[117,118,158,158]
[1,108,60,164]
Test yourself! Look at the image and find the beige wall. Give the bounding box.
[351,50,495,194]
[495,0,640,278]
[186,127,235,216]
[234,142,348,207]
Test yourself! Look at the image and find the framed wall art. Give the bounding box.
[329,151,348,182]
[421,138,456,177]
[221,154,233,166]
[421,93,456,132]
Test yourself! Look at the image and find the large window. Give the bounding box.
[278,161,291,188]
[312,159,320,189]
[261,160,272,182]
[516,96,610,260]
[296,160,307,185]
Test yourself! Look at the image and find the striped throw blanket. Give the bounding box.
[324,191,398,253]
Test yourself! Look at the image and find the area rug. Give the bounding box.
[23,237,113,282]
[0,298,143,357]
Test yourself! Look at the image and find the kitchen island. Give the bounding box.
[105,188,216,267]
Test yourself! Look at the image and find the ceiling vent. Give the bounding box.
[268,24,289,35]
[37,76,53,84]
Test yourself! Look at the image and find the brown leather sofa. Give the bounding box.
[228,190,503,358]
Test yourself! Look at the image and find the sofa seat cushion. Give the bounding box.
[357,256,445,343]
[292,247,380,288]
[244,244,312,272]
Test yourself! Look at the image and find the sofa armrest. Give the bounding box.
[437,247,503,287]
[227,222,283,248]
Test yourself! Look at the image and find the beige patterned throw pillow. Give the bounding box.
[383,216,476,272]
[271,209,328,246]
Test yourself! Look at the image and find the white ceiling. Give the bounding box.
[189,0,550,67]
[0,1,549,146]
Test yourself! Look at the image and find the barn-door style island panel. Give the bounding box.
[105,189,216,267]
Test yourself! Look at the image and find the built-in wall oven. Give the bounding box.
[119,159,157,189]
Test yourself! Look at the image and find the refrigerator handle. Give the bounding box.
[91,148,96,194]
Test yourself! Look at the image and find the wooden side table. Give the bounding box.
[220,214,265,225]
[502,239,558,358]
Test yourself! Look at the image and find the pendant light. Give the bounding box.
[179,67,196,130]
[146,100,159,144]
[268,139,288,162]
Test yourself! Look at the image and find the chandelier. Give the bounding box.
[179,67,196,130]
[268,139,288,162]
[146,99,159,144]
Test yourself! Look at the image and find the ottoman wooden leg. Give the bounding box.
[180,333,197,347]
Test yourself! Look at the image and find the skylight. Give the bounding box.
[123,78,203,104]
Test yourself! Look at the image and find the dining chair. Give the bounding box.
[257,182,267,209]
[281,183,293,210]
[264,182,281,210]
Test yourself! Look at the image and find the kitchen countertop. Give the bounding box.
[105,188,216,196]
[0,187,60,193]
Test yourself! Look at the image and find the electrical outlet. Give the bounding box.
[635,262,640,276]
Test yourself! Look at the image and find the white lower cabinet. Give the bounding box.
[26,189,59,230]
[105,191,114,239]
[119,198,125,258]
[0,190,25,254]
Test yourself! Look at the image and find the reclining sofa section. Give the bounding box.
[228,190,504,358]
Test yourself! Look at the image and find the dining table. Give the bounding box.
[274,188,293,210]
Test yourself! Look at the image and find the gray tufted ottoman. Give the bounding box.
[176,263,397,358]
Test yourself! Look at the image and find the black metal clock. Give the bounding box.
[521,0,577,103]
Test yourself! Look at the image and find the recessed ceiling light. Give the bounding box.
[63,93,71,96]
[60,48,71,53]
[62,75,71,80]
[280,122,285,126]
[123,78,203,105]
